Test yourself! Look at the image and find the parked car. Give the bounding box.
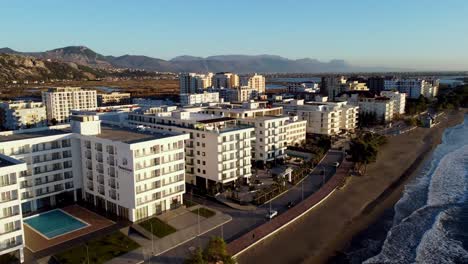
[265,210,278,219]
[287,201,294,208]
[332,161,340,167]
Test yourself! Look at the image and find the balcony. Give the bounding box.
[0,196,18,204]
[0,211,20,220]
[0,241,23,251]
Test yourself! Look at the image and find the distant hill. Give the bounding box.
[1,46,405,73]
[0,53,109,83]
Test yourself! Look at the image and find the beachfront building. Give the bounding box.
[273,99,359,135]
[73,115,189,221]
[0,101,47,130]
[384,78,438,99]
[0,155,27,263]
[336,92,395,123]
[241,73,266,94]
[179,73,214,94]
[212,72,239,88]
[127,110,254,190]
[381,90,406,115]
[180,92,220,106]
[97,92,131,106]
[200,101,306,164]
[42,87,97,124]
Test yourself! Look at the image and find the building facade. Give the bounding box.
[42,87,97,124]
[179,73,214,94]
[0,101,47,130]
[179,92,220,106]
[212,72,239,88]
[97,92,131,106]
[241,73,266,94]
[381,90,406,115]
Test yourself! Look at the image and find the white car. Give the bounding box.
[332,161,340,167]
[266,210,278,219]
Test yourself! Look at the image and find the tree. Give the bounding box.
[348,132,387,175]
[185,248,205,264]
[50,118,58,126]
[185,237,235,264]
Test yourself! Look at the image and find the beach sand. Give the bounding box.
[237,110,467,264]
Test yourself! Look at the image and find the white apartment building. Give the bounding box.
[42,87,97,123]
[127,110,254,190]
[212,72,239,88]
[73,116,189,221]
[180,92,220,106]
[273,99,358,135]
[285,116,307,146]
[0,155,27,263]
[97,92,131,106]
[0,101,47,130]
[381,91,406,115]
[336,92,395,123]
[200,101,306,164]
[179,73,214,94]
[287,81,319,93]
[384,78,438,99]
[241,73,266,94]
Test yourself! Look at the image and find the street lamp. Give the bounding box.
[85,243,90,264]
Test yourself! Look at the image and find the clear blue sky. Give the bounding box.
[2,0,468,70]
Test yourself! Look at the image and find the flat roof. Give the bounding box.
[198,117,236,124]
[96,125,179,144]
[0,129,71,143]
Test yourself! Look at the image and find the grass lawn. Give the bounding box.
[53,232,139,264]
[184,199,198,207]
[139,217,177,238]
[191,207,216,218]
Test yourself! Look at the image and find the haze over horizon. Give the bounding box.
[3,0,468,71]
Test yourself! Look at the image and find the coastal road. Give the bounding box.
[150,150,344,263]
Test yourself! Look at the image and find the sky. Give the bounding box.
[2,0,468,70]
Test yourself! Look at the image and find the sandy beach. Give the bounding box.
[237,110,467,264]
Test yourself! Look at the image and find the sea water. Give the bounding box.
[363,115,468,264]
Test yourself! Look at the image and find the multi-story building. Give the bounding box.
[346,81,369,91]
[200,101,306,164]
[284,116,307,146]
[336,92,395,123]
[74,115,189,221]
[127,110,254,190]
[179,73,214,94]
[321,76,347,99]
[381,91,406,115]
[384,78,438,99]
[0,101,47,130]
[241,73,266,94]
[0,155,27,263]
[42,87,97,124]
[97,92,131,106]
[273,99,358,135]
[180,92,220,106]
[287,81,319,93]
[212,72,239,88]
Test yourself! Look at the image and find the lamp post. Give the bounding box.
[85,243,90,264]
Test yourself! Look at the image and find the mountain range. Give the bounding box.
[0,46,403,73]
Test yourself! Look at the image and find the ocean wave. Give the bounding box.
[364,116,468,263]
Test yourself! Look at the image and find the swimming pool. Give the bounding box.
[24,209,88,239]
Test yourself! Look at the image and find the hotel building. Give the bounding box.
[0,101,47,130]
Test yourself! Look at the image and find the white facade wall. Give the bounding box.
[180,92,220,105]
[381,91,406,115]
[0,101,47,130]
[0,155,27,263]
[42,87,97,123]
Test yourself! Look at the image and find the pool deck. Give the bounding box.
[24,205,114,253]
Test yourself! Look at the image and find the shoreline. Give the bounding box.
[236,110,466,264]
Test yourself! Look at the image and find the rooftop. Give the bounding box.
[0,129,71,143]
[96,125,179,144]
[0,156,16,168]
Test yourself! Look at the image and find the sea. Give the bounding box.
[337,115,468,264]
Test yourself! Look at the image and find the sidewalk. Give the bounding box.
[105,206,231,264]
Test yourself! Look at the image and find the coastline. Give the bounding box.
[236,109,467,264]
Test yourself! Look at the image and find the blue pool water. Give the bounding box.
[24,210,87,239]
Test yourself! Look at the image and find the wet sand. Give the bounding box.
[237,110,467,264]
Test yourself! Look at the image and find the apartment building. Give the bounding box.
[42,87,97,123]
[200,101,306,164]
[381,91,406,115]
[0,101,47,130]
[0,155,27,263]
[285,116,307,146]
[241,73,266,94]
[336,92,395,123]
[180,92,220,106]
[273,99,358,135]
[287,81,319,93]
[127,110,254,190]
[74,116,189,221]
[212,72,239,88]
[321,76,347,99]
[97,92,131,106]
[179,73,214,94]
[384,78,438,99]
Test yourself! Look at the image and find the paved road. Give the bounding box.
[149,151,344,263]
